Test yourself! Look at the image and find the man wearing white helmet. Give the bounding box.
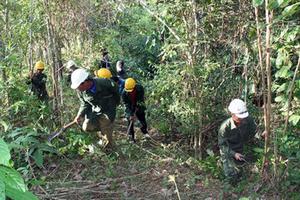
[65,60,78,84]
[218,99,257,185]
[71,68,120,148]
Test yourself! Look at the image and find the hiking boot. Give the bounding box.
[143,133,151,139]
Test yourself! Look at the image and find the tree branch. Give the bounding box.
[138,0,181,42]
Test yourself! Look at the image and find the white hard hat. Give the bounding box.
[228,99,249,119]
[65,60,76,70]
[116,60,124,72]
[71,68,89,89]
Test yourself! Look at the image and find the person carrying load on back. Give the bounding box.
[121,78,150,143]
[28,61,49,101]
[218,99,257,185]
[71,68,120,148]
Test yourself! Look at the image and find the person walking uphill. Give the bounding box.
[218,99,257,185]
[71,68,120,148]
[122,78,150,143]
[28,61,49,101]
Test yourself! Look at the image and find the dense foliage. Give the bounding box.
[0,0,299,199]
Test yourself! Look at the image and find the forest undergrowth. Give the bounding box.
[30,119,275,200]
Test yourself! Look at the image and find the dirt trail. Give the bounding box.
[33,120,248,200]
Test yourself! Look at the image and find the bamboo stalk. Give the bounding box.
[263,0,276,183]
[254,6,267,130]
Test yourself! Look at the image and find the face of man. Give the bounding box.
[231,113,242,125]
[77,80,92,92]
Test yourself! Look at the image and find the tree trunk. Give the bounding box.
[29,0,34,76]
[44,0,61,124]
[2,0,9,106]
[254,6,267,130]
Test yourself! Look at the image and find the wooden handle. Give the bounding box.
[48,121,77,142]
[63,121,77,129]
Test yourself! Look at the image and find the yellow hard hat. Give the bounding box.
[125,78,136,92]
[35,61,45,70]
[97,68,112,79]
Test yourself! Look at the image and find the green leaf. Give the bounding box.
[0,180,5,200]
[268,0,279,9]
[282,2,300,17]
[0,120,9,132]
[276,48,289,68]
[7,128,25,138]
[0,139,11,166]
[37,143,57,154]
[32,150,43,168]
[277,0,292,7]
[253,0,264,7]
[289,114,300,126]
[276,83,288,93]
[253,147,264,153]
[275,66,292,79]
[6,184,38,200]
[274,95,285,102]
[0,166,26,192]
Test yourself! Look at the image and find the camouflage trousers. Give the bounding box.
[82,114,114,147]
[220,155,245,183]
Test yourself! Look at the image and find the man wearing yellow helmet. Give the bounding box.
[28,61,49,101]
[122,78,150,143]
[96,68,112,79]
[96,68,125,95]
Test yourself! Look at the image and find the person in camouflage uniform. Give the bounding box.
[122,78,150,143]
[29,61,49,101]
[218,99,257,184]
[71,68,120,148]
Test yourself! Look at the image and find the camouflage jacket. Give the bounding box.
[218,117,257,158]
[77,78,120,122]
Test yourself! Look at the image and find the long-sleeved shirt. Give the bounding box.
[218,116,257,158]
[30,71,48,100]
[77,78,120,122]
[121,84,146,117]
